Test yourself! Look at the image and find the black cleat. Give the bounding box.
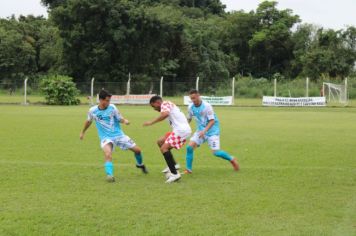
[136,164,148,174]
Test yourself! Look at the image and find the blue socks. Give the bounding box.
[135,152,143,166]
[214,150,233,161]
[186,145,194,171]
[104,153,143,177]
[185,147,233,171]
[104,161,114,176]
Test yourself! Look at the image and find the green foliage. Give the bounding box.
[0,18,37,80]
[40,75,80,105]
[0,16,64,81]
[248,1,300,77]
[2,1,356,84]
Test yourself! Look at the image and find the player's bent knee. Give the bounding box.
[160,144,170,153]
[103,149,112,157]
[188,142,197,149]
[104,153,112,161]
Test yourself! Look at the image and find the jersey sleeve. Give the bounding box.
[87,109,94,121]
[112,105,122,120]
[161,101,173,114]
[206,104,215,120]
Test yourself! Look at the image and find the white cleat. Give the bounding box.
[164,171,171,180]
[161,164,180,173]
[165,172,181,183]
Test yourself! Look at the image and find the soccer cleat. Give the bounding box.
[106,175,115,183]
[136,164,148,174]
[161,164,180,173]
[165,172,181,183]
[183,169,192,174]
[230,157,240,171]
[164,171,172,180]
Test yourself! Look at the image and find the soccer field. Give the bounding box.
[0,105,355,235]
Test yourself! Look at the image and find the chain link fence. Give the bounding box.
[1,76,355,106]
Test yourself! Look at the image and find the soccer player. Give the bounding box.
[80,90,148,183]
[143,96,192,183]
[184,89,239,174]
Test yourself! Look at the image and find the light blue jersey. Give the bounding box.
[87,104,124,141]
[187,100,220,136]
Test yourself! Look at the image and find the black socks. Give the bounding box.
[163,151,177,174]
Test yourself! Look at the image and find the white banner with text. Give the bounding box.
[97,94,155,104]
[262,96,326,107]
[184,96,233,106]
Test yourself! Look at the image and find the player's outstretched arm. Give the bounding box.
[143,112,169,126]
[80,120,92,140]
[199,119,215,138]
[114,107,129,125]
[187,107,193,123]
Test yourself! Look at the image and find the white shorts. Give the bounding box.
[100,135,136,151]
[190,131,220,150]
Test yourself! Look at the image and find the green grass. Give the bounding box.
[0,105,355,235]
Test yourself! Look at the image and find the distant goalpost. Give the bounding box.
[262,77,326,107]
[322,78,348,105]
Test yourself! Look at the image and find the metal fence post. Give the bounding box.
[160,76,164,97]
[90,77,95,105]
[23,77,28,105]
[127,73,131,95]
[232,77,235,105]
[196,76,200,91]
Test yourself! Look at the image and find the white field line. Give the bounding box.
[0,160,354,171]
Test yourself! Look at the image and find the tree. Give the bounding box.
[289,23,317,77]
[300,28,356,79]
[248,1,300,77]
[0,17,36,81]
[17,15,64,74]
[220,10,258,76]
[178,0,226,15]
[46,0,187,82]
[0,16,64,83]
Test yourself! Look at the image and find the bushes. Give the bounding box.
[40,75,80,105]
[235,77,272,98]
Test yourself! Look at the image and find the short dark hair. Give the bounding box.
[98,90,112,100]
[149,95,162,104]
[189,89,199,95]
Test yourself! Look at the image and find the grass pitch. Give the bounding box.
[0,105,355,235]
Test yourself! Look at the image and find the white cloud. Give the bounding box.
[0,0,48,18]
[221,0,356,29]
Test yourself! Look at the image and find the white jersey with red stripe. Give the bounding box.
[160,101,191,135]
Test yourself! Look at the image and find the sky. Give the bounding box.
[0,0,355,29]
[221,0,356,29]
